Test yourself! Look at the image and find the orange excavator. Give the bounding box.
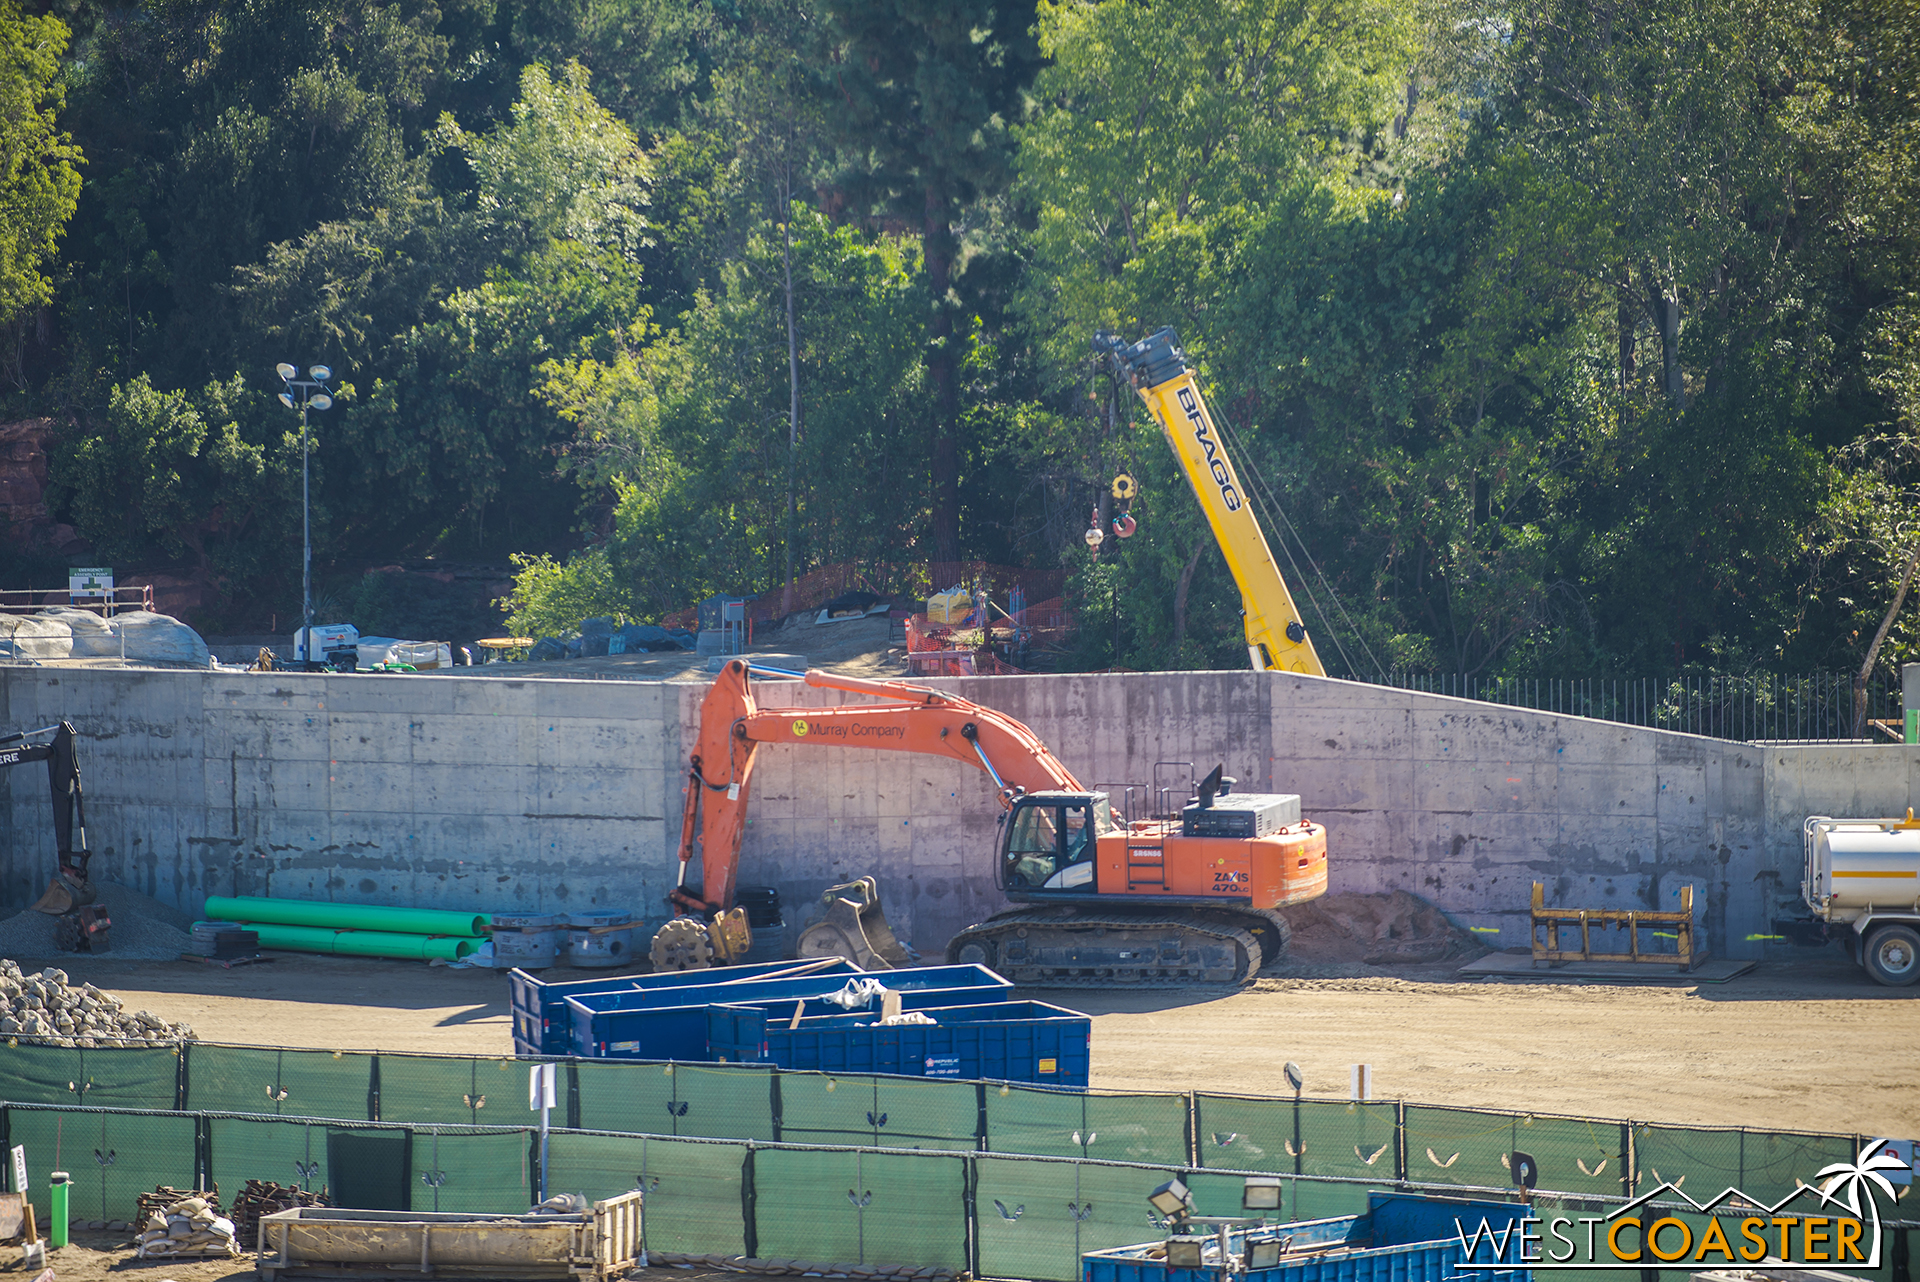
[653,659,1328,984]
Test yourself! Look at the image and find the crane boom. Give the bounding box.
[1096,328,1325,676]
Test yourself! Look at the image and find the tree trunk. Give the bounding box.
[1173,538,1209,651]
[1617,269,1636,396]
[1853,540,1920,738]
[1648,272,1686,411]
[923,183,960,562]
[780,176,802,619]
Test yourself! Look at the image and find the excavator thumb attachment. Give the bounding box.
[795,877,915,970]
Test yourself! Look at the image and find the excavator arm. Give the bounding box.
[0,721,99,922]
[1095,328,1325,676]
[672,659,1082,919]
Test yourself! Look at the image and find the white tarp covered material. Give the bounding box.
[0,608,211,665]
[39,606,117,656]
[111,610,212,666]
[356,637,453,669]
[0,614,73,659]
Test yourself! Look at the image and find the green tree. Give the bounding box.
[0,0,81,376]
[815,0,1044,562]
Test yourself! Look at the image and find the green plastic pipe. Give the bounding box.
[241,922,478,961]
[205,895,488,937]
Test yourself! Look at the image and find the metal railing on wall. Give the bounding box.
[1358,671,1906,743]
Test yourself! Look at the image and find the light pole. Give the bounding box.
[276,363,333,663]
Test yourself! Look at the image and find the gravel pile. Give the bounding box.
[0,961,195,1045]
[0,881,193,960]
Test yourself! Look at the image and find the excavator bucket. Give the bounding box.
[31,873,93,917]
[794,877,914,970]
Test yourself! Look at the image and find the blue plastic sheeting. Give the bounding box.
[1082,1192,1536,1282]
[710,1000,1091,1086]
[562,965,1014,1060]
[507,959,859,1055]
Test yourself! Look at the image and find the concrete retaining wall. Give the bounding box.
[3,666,1911,961]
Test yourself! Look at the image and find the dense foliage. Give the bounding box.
[3,0,1918,676]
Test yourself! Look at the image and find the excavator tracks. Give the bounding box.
[946,907,1284,987]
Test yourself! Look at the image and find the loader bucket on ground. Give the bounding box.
[795,877,913,970]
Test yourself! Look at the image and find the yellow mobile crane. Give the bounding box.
[1095,327,1326,675]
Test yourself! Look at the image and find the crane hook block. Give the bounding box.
[1112,513,1137,538]
[1111,473,1137,501]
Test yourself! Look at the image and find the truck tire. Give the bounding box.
[1863,923,1920,987]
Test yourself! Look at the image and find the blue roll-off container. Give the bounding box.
[1082,1192,1535,1282]
[708,998,1091,1085]
[564,964,1015,1059]
[508,958,859,1055]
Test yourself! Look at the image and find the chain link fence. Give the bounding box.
[0,1042,1910,1282]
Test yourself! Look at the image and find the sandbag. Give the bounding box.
[0,614,72,659]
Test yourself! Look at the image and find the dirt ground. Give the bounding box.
[47,944,1917,1137]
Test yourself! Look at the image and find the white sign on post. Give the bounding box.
[528,1063,556,1111]
[68,568,113,600]
[10,1144,25,1193]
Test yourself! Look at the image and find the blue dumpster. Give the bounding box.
[508,958,858,1055]
[563,964,1014,1059]
[1082,1192,1535,1282]
[708,998,1091,1085]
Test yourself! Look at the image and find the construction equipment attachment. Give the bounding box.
[794,877,915,970]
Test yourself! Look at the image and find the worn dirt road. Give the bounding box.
[48,951,1915,1136]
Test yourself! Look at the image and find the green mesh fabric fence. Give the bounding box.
[752,1148,968,1271]
[209,1116,332,1212]
[576,1061,774,1140]
[1403,1106,1626,1196]
[974,1157,1181,1282]
[378,1054,518,1125]
[0,1042,180,1109]
[410,1128,532,1213]
[1193,1095,1398,1179]
[1631,1124,1859,1205]
[983,1085,1188,1166]
[1181,1170,1376,1224]
[186,1045,372,1120]
[5,1107,196,1222]
[546,1133,748,1255]
[777,1072,978,1150]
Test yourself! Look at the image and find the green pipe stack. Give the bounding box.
[203,896,489,961]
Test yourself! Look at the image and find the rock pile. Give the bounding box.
[0,963,196,1045]
[135,1192,241,1259]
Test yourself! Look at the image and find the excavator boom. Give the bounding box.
[1096,328,1324,676]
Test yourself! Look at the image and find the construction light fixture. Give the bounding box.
[1283,1061,1303,1096]
[1244,1237,1284,1270]
[275,360,334,666]
[1163,1236,1206,1269]
[1148,1178,1194,1221]
[1242,1175,1282,1212]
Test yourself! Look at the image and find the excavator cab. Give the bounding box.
[999,792,1112,894]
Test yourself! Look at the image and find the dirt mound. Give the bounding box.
[0,882,193,961]
[1278,890,1490,966]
